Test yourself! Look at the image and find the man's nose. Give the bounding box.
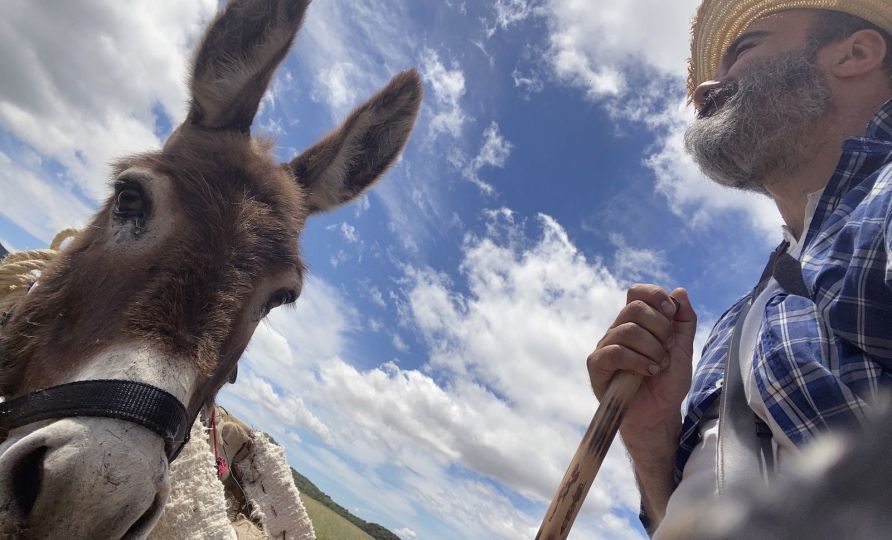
[692,80,725,111]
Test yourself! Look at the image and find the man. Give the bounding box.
[586,1,892,537]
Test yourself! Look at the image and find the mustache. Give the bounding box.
[698,82,740,119]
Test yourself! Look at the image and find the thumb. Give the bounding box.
[670,288,697,325]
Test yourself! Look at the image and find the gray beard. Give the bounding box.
[684,49,833,193]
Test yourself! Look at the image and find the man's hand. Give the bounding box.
[587,285,697,431]
[586,285,697,528]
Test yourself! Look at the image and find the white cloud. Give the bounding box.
[368,318,384,333]
[461,122,513,195]
[391,333,409,352]
[512,67,545,97]
[542,0,699,99]
[0,0,216,199]
[299,0,412,119]
[486,0,542,37]
[0,151,93,242]
[340,222,360,243]
[610,233,672,285]
[420,49,469,140]
[397,210,645,535]
[367,286,387,309]
[311,61,361,112]
[395,527,417,539]
[229,370,335,446]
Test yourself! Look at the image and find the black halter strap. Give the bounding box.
[0,380,191,461]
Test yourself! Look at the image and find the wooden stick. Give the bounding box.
[536,371,644,540]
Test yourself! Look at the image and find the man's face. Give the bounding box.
[684,10,835,192]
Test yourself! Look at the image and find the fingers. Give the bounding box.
[608,299,673,347]
[599,322,670,366]
[588,285,687,398]
[587,345,659,396]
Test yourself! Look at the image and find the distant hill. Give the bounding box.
[291,468,401,540]
[300,494,374,540]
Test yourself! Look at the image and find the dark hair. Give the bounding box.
[808,10,892,77]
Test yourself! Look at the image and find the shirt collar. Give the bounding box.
[864,98,892,141]
[782,188,825,249]
[801,99,892,248]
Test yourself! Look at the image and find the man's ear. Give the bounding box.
[289,70,423,214]
[829,28,888,79]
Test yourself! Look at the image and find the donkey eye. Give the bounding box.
[114,187,145,218]
[263,289,298,315]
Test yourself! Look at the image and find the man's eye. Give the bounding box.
[736,43,756,57]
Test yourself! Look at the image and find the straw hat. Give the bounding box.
[688,0,892,98]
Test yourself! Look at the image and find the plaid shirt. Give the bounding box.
[674,100,892,485]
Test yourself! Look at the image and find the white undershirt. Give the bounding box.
[655,189,824,537]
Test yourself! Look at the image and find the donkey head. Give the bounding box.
[0,0,421,537]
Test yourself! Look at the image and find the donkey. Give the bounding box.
[0,0,421,537]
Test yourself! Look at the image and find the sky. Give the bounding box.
[0,1,786,538]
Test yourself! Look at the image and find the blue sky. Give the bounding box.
[0,1,786,538]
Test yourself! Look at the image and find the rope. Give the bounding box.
[0,229,78,323]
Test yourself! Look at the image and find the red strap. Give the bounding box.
[209,407,228,479]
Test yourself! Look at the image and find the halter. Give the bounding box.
[0,233,201,462]
[0,379,192,461]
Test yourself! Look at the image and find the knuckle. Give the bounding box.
[627,284,646,298]
[616,321,640,340]
[586,350,599,366]
[626,299,649,316]
[599,343,624,361]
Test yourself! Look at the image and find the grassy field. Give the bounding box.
[300,494,375,540]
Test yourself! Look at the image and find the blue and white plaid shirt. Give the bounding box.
[674,100,892,485]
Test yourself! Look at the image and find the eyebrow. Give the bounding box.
[723,30,773,61]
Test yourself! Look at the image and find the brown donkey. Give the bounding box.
[0,0,421,537]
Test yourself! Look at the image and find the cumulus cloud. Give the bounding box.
[0,150,93,242]
[542,0,699,98]
[0,0,216,199]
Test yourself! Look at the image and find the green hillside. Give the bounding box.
[292,468,401,540]
[300,494,375,540]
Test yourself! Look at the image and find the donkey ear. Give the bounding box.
[289,70,423,214]
[187,0,309,132]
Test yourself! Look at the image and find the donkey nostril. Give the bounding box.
[11,446,46,518]
[123,490,165,538]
